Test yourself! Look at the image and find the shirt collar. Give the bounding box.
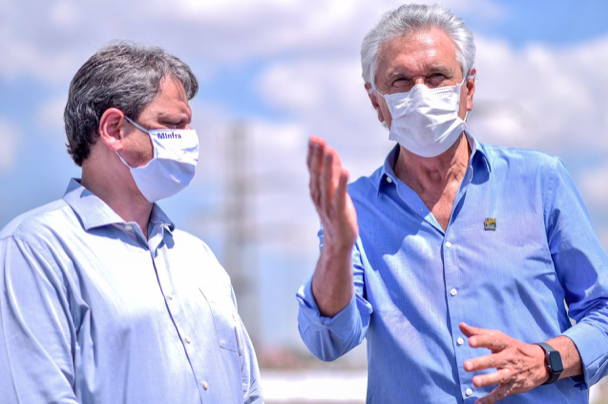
[62,178,175,232]
[375,131,492,195]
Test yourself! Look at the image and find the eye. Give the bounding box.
[161,121,181,129]
[392,77,412,90]
[426,73,448,87]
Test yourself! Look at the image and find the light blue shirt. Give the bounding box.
[0,179,263,404]
[297,134,608,403]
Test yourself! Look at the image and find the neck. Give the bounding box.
[394,133,471,195]
[81,150,153,239]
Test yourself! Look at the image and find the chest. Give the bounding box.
[356,169,559,314]
[416,182,460,231]
[57,232,236,348]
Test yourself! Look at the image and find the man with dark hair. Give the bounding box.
[297,4,608,404]
[0,42,263,404]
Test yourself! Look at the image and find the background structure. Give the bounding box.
[1,0,607,402]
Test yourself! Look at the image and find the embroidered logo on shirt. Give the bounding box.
[484,218,497,231]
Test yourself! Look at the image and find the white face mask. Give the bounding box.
[117,116,199,203]
[377,78,467,158]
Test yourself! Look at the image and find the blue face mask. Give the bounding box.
[116,116,199,203]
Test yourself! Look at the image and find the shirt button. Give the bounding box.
[386,176,393,183]
[166,293,174,300]
[125,224,133,231]
[457,337,464,346]
[466,388,473,397]
[202,381,209,390]
[450,288,458,296]
[445,241,452,249]
[185,336,192,344]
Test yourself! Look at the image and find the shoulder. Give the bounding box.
[0,199,76,244]
[481,142,560,172]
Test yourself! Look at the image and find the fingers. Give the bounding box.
[475,384,511,404]
[469,333,508,352]
[308,136,349,225]
[308,137,326,211]
[334,168,349,213]
[465,353,504,372]
[319,149,335,214]
[472,368,512,388]
[307,136,325,171]
[460,323,507,352]
[460,322,489,337]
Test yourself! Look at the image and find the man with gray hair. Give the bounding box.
[0,42,263,403]
[298,4,608,404]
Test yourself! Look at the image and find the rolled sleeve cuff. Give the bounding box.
[296,277,360,336]
[562,321,608,389]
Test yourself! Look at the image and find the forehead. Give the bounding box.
[142,76,192,119]
[376,27,460,80]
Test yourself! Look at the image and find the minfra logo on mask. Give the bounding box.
[117,115,200,202]
[156,132,182,140]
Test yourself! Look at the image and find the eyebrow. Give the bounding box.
[158,111,192,124]
[386,65,454,81]
[426,65,454,77]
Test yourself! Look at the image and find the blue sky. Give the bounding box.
[1,0,608,354]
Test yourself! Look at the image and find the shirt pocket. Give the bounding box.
[199,286,242,354]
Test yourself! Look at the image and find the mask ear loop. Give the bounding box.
[124,116,150,134]
[116,116,155,168]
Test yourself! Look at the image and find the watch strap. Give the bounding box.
[535,342,563,385]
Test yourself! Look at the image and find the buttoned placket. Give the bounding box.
[386,162,480,402]
[445,165,477,402]
[143,222,208,403]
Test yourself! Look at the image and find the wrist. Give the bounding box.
[535,342,564,385]
[534,344,550,384]
[322,239,354,257]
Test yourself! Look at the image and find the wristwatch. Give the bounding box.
[535,342,563,385]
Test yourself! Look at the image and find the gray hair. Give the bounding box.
[361,4,476,90]
[64,41,199,166]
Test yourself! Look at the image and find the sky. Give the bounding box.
[1,0,608,357]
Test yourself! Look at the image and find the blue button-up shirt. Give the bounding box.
[297,134,608,403]
[0,179,263,404]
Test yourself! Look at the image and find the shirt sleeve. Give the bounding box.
[296,227,373,361]
[0,236,78,403]
[230,288,264,404]
[544,159,608,389]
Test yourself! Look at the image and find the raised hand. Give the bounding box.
[460,322,548,404]
[307,136,358,317]
[307,136,358,252]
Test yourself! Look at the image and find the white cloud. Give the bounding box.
[0,0,507,84]
[256,58,393,180]
[0,117,20,171]
[37,94,67,136]
[470,35,608,155]
[580,163,608,208]
[49,1,81,27]
[599,228,608,253]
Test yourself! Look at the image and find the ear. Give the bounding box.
[465,68,476,111]
[365,83,386,124]
[98,108,129,152]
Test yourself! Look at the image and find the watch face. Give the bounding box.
[548,350,564,373]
